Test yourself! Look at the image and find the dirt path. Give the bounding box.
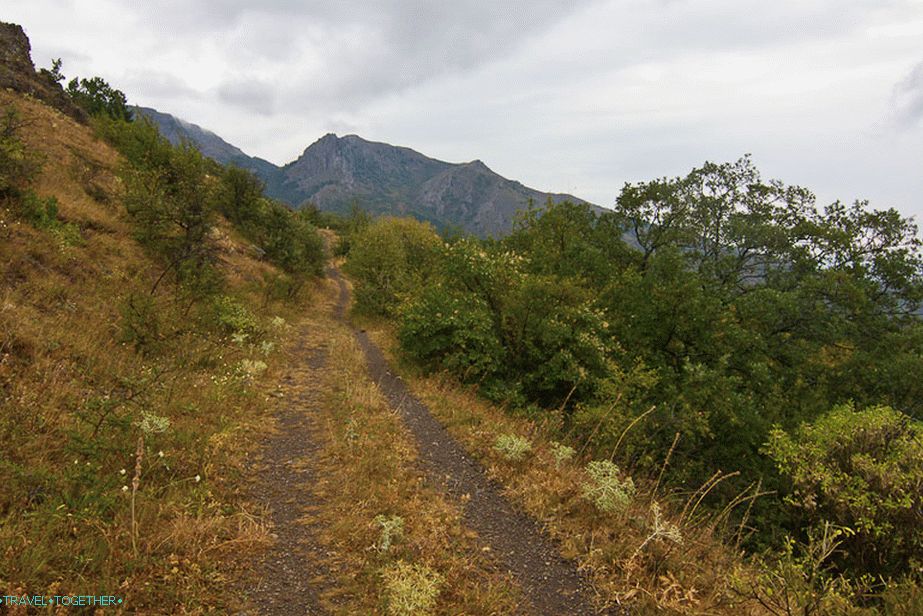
[328,267,603,616]
[239,331,332,615]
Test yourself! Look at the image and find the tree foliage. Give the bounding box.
[66,76,133,121]
[766,404,923,578]
[346,156,923,593]
[344,216,442,316]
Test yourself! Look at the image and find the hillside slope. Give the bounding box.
[0,58,309,613]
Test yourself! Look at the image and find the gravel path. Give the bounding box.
[328,267,604,616]
[240,334,330,615]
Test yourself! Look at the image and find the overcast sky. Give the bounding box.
[6,0,923,221]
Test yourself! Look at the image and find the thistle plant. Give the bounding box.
[137,410,170,435]
[550,441,575,468]
[581,460,635,513]
[493,434,532,461]
[374,514,405,553]
[237,359,268,379]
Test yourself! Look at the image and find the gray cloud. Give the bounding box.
[5,0,923,222]
[892,62,923,127]
[124,0,602,110]
[216,79,277,115]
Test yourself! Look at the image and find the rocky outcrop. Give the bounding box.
[0,22,85,122]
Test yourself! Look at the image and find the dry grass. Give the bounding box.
[360,324,769,615]
[293,276,523,614]
[0,90,310,613]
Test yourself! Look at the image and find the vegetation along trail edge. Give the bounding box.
[326,265,608,616]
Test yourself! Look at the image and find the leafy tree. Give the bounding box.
[66,76,132,121]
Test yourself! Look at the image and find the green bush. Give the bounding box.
[345,217,442,316]
[398,284,505,384]
[766,403,923,579]
[0,107,40,201]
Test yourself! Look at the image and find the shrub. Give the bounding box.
[0,107,40,200]
[345,217,442,316]
[381,561,443,616]
[765,403,923,578]
[398,284,505,383]
[211,295,262,337]
[581,460,635,513]
[493,434,532,462]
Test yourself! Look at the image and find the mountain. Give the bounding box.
[136,108,594,236]
[133,106,287,192]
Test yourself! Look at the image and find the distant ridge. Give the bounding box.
[136,107,596,236]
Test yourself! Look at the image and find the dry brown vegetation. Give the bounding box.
[0,89,306,613]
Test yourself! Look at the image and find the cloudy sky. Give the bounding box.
[6,0,923,220]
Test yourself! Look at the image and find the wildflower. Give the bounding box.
[121,485,129,492]
[158,450,164,458]
[194,474,201,483]
[119,469,127,475]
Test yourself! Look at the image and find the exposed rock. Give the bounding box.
[0,21,85,122]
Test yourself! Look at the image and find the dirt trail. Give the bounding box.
[328,267,604,616]
[240,332,331,615]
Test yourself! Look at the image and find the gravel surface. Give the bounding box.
[239,336,330,616]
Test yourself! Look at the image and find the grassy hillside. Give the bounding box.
[0,89,320,612]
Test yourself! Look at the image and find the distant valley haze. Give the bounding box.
[6,0,923,223]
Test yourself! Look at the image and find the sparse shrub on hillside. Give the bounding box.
[0,107,40,200]
[214,165,325,279]
[493,433,532,461]
[381,561,443,616]
[19,191,59,228]
[121,141,220,294]
[581,460,635,513]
